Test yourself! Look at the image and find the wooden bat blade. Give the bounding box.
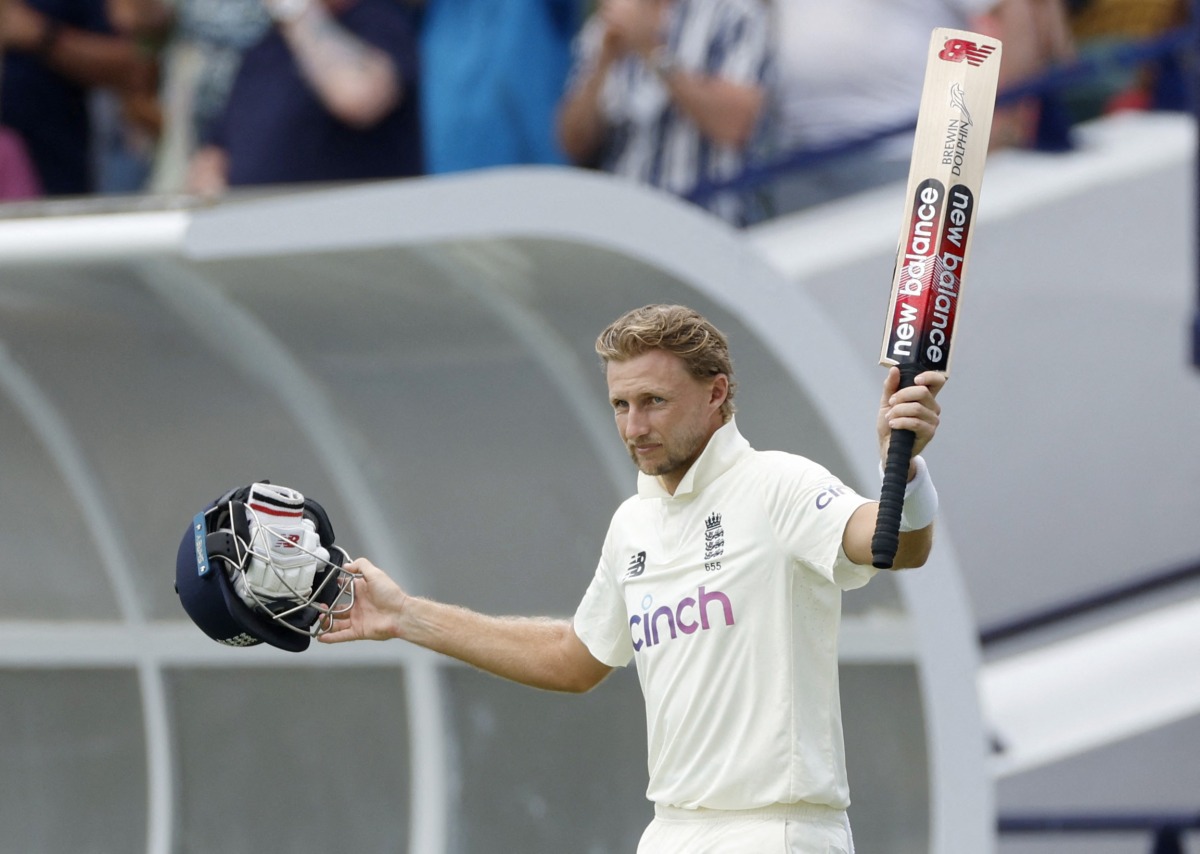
[879,27,1002,377]
[872,27,1001,569]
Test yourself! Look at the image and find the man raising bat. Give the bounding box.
[322,304,944,853]
[873,27,1001,568]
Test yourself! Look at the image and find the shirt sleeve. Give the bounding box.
[952,0,1004,20]
[563,14,604,92]
[704,0,771,86]
[572,527,635,667]
[765,456,876,591]
[77,0,116,35]
[351,0,420,84]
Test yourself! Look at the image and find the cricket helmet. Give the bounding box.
[175,482,355,652]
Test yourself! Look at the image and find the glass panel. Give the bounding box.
[0,393,120,618]
[169,667,409,853]
[446,666,651,853]
[842,663,929,854]
[0,669,145,852]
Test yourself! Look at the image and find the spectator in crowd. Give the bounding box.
[983,0,1077,148]
[89,48,162,193]
[415,0,582,173]
[556,0,772,226]
[0,0,43,200]
[1062,0,1187,120]
[0,0,154,195]
[769,0,1074,214]
[186,0,422,197]
[0,122,42,198]
[107,0,271,193]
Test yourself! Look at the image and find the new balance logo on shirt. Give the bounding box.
[626,551,647,578]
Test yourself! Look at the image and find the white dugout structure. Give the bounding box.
[0,111,1195,854]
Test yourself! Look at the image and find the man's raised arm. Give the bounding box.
[320,558,614,694]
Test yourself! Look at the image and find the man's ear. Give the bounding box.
[709,374,729,410]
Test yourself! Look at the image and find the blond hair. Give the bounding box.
[595,304,736,421]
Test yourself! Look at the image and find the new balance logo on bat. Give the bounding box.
[938,37,997,67]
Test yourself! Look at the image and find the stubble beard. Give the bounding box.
[626,424,708,480]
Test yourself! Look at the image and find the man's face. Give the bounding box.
[606,349,726,493]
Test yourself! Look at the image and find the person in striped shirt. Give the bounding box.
[556,0,771,226]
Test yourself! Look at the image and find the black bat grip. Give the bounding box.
[871,364,920,569]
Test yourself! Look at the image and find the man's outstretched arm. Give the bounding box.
[320,558,614,694]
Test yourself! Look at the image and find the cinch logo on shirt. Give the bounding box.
[815,483,852,509]
[630,586,735,652]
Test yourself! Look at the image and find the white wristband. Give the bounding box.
[878,455,938,532]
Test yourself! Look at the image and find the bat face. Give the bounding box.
[887,177,976,372]
[880,29,1002,376]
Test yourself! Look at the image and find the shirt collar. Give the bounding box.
[636,417,751,500]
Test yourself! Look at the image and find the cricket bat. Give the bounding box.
[871,28,1002,569]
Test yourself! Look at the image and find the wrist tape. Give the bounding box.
[878,455,938,532]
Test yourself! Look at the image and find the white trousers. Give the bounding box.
[637,803,855,854]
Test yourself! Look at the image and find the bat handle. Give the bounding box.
[871,364,920,569]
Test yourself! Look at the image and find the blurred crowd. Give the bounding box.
[0,0,1188,223]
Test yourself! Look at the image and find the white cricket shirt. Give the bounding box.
[573,419,875,810]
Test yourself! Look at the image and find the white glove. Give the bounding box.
[233,483,330,610]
